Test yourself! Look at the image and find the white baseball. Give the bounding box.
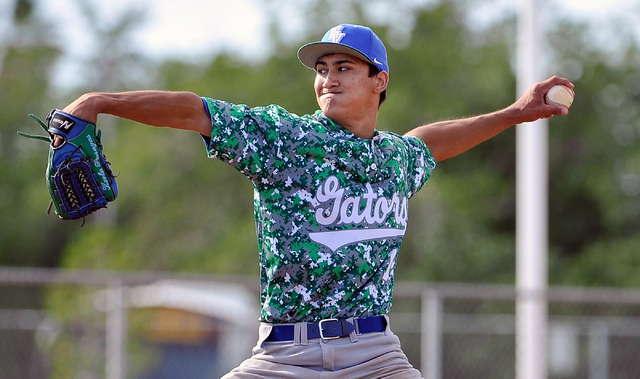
[545,85,574,108]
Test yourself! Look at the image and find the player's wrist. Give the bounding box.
[62,92,103,124]
[498,104,532,126]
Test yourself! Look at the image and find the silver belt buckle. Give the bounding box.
[318,318,341,340]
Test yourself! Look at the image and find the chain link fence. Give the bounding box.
[1,267,640,378]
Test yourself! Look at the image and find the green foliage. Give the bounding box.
[545,20,640,278]
[0,41,70,267]
[567,237,640,287]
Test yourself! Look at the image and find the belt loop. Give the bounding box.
[347,317,358,343]
[293,322,304,346]
[383,314,390,335]
[300,322,308,345]
[258,323,274,347]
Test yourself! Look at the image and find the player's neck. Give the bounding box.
[329,109,378,140]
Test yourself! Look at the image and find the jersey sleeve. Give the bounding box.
[200,97,280,182]
[402,134,437,197]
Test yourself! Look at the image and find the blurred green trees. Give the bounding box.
[2,0,639,288]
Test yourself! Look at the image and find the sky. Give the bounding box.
[37,0,640,58]
[1,0,639,89]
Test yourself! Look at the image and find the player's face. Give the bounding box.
[314,54,380,129]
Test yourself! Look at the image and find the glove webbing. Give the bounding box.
[53,157,108,221]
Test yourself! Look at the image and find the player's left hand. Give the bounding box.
[18,109,118,222]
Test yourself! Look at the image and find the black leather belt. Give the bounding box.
[265,315,386,342]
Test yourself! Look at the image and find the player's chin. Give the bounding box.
[319,97,340,116]
[320,105,340,121]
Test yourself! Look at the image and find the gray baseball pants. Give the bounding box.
[221,316,425,379]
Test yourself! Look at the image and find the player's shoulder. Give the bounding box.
[376,130,420,145]
[376,130,436,162]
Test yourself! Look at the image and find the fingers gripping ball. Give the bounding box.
[19,110,118,221]
[545,85,574,109]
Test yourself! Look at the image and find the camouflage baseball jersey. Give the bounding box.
[201,98,436,323]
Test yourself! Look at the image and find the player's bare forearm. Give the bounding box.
[62,91,211,135]
[405,109,520,161]
[405,76,574,162]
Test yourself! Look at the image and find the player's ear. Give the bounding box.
[374,71,389,94]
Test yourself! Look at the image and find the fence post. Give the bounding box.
[421,289,442,379]
[106,281,127,379]
[589,321,609,379]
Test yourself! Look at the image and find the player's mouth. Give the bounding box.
[321,90,341,97]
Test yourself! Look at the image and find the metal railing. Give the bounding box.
[2,267,640,379]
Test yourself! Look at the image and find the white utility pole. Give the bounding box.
[516,0,549,379]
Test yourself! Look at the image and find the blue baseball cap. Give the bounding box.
[298,24,389,74]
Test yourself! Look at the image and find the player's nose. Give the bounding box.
[323,73,339,89]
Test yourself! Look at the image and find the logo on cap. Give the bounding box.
[327,26,346,43]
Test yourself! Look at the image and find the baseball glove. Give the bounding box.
[18,109,118,222]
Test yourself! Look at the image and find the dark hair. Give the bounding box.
[368,64,387,107]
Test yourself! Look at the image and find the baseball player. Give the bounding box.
[62,24,572,378]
